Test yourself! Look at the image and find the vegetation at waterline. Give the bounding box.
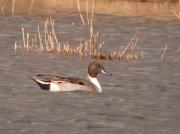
[13,0,180,61]
[14,18,141,61]
[1,0,180,19]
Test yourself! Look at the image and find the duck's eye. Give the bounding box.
[79,82,85,85]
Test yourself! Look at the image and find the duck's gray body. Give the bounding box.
[30,62,112,93]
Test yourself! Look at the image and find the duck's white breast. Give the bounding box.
[49,82,90,92]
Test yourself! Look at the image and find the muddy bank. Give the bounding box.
[0,0,180,20]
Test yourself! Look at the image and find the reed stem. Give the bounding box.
[50,18,59,46]
[77,0,86,26]
[160,44,168,60]
[86,0,90,25]
[11,0,15,14]
[29,0,34,15]
[22,27,26,48]
[177,45,180,53]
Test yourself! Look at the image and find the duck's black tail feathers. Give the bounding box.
[29,75,50,91]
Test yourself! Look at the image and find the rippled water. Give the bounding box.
[0,12,180,134]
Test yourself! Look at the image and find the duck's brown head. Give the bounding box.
[88,61,112,78]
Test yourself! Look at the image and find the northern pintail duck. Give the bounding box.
[30,61,112,93]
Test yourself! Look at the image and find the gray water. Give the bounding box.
[0,13,180,134]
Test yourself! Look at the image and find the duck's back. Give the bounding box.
[31,74,97,92]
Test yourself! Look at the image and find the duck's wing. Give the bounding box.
[36,74,65,81]
[35,74,84,83]
[30,74,91,88]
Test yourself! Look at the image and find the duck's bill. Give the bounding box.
[101,69,112,76]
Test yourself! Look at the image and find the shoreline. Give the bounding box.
[0,0,180,20]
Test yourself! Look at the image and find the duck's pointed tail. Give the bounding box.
[29,75,50,91]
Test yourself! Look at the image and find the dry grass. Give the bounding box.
[14,18,141,61]
[13,1,180,61]
[0,0,180,19]
[14,0,143,61]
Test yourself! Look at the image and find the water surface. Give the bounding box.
[0,12,180,134]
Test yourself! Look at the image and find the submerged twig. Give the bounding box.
[160,44,168,60]
[177,45,180,54]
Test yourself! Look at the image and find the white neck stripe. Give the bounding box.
[88,74,102,93]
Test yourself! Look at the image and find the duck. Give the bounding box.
[30,61,112,93]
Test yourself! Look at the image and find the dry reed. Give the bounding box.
[11,0,15,14]
[29,0,34,15]
[177,45,180,53]
[173,11,180,55]
[77,0,86,26]
[14,0,141,61]
[172,10,180,20]
[14,18,141,61]
[160,44,168,60]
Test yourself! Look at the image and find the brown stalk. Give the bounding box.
[11,0,15,14]
[160,44,168,60]
[121,33,137,58]
[44,19,48,47]
[77,0,86,27]
[50,18,59,46]
[1,3,4,15]
[172,10,180,20]
[131,32,139,53]
[26,33,29,50]
[91,0,95,24]
[29,0,34,15]
[14,41,17,51]
[141,51,144,59]
[21,27,26,48]
[176,45,180,53]
[86,0,90,25]
[31,39,34,50]
[37,25,43,51]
